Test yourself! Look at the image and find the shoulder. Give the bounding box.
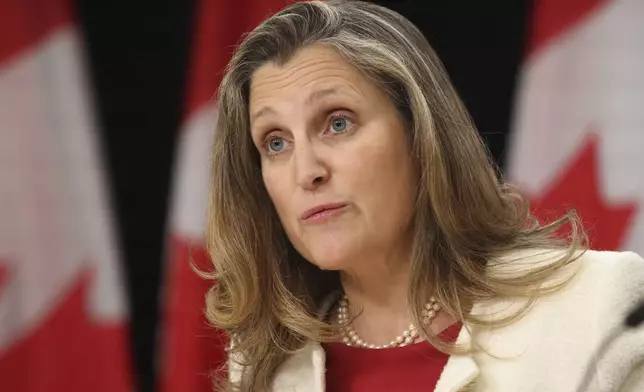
[471,249,644,390]
[568,249,644,323]
[574,248,644,279]
[509,248,644,316]
[492,247,644,296]
[547,248,644,310]
[475,247,644,352]
[577,249,644,284]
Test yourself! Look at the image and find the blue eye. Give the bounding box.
[267,137,287,154]
[330,117,349,133]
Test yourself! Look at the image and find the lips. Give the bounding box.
[301,203,347,221]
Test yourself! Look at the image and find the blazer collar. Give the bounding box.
[434,326,479,392]
[272,341,327,392]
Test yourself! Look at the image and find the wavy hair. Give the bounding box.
[204,1,586,390]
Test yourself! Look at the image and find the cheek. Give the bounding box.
[348,137,416,221]
[262,167,292,219]
[262,167,306,253]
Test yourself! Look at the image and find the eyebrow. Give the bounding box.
[305,87,341,106]
[250,87,345,123]
[250,106,277,123]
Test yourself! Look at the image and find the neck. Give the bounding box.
[338,252,414,346]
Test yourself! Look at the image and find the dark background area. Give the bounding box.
[74,1,531,391]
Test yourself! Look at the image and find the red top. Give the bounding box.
[323,323,462,392]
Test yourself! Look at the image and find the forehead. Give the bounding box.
[249,45,373,108]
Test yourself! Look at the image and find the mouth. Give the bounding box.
[301,203,348,222]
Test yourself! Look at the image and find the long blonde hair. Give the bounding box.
[204,1,585,390]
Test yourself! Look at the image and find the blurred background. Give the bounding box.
[2,0,642,391]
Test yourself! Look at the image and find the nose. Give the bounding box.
[294,141,329,190]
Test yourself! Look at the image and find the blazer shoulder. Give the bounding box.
[580,248,644,269]
[576,249,644,292]
[510,248,644,293]
[491,248,644,321]
[558,249,644,328]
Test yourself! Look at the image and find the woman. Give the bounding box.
[204,1,644,391]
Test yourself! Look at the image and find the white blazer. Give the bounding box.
[229,249,644,391]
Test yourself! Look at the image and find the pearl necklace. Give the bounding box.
[336,295,441,349]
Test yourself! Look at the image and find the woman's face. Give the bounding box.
[249,44,416,272]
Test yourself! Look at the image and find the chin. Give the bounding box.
[309,257,349,271]
[302,245,355,272]
[289,228,361,271]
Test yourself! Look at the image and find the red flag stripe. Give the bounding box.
[525,0,609,58]
[159,236,228,392]
[160,1,292,391]
[0,0,72,65]
[183,0,290,118]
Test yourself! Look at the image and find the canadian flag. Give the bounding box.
[158,1,288,391]
[0,0,132,391]
[508,0,643,254]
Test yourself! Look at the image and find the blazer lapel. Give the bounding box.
[272,341,326,392]
[434,326,480,392]
[271,292,339,392]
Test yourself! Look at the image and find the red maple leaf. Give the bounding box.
[530,135,637,250]
[0,269,133,392]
